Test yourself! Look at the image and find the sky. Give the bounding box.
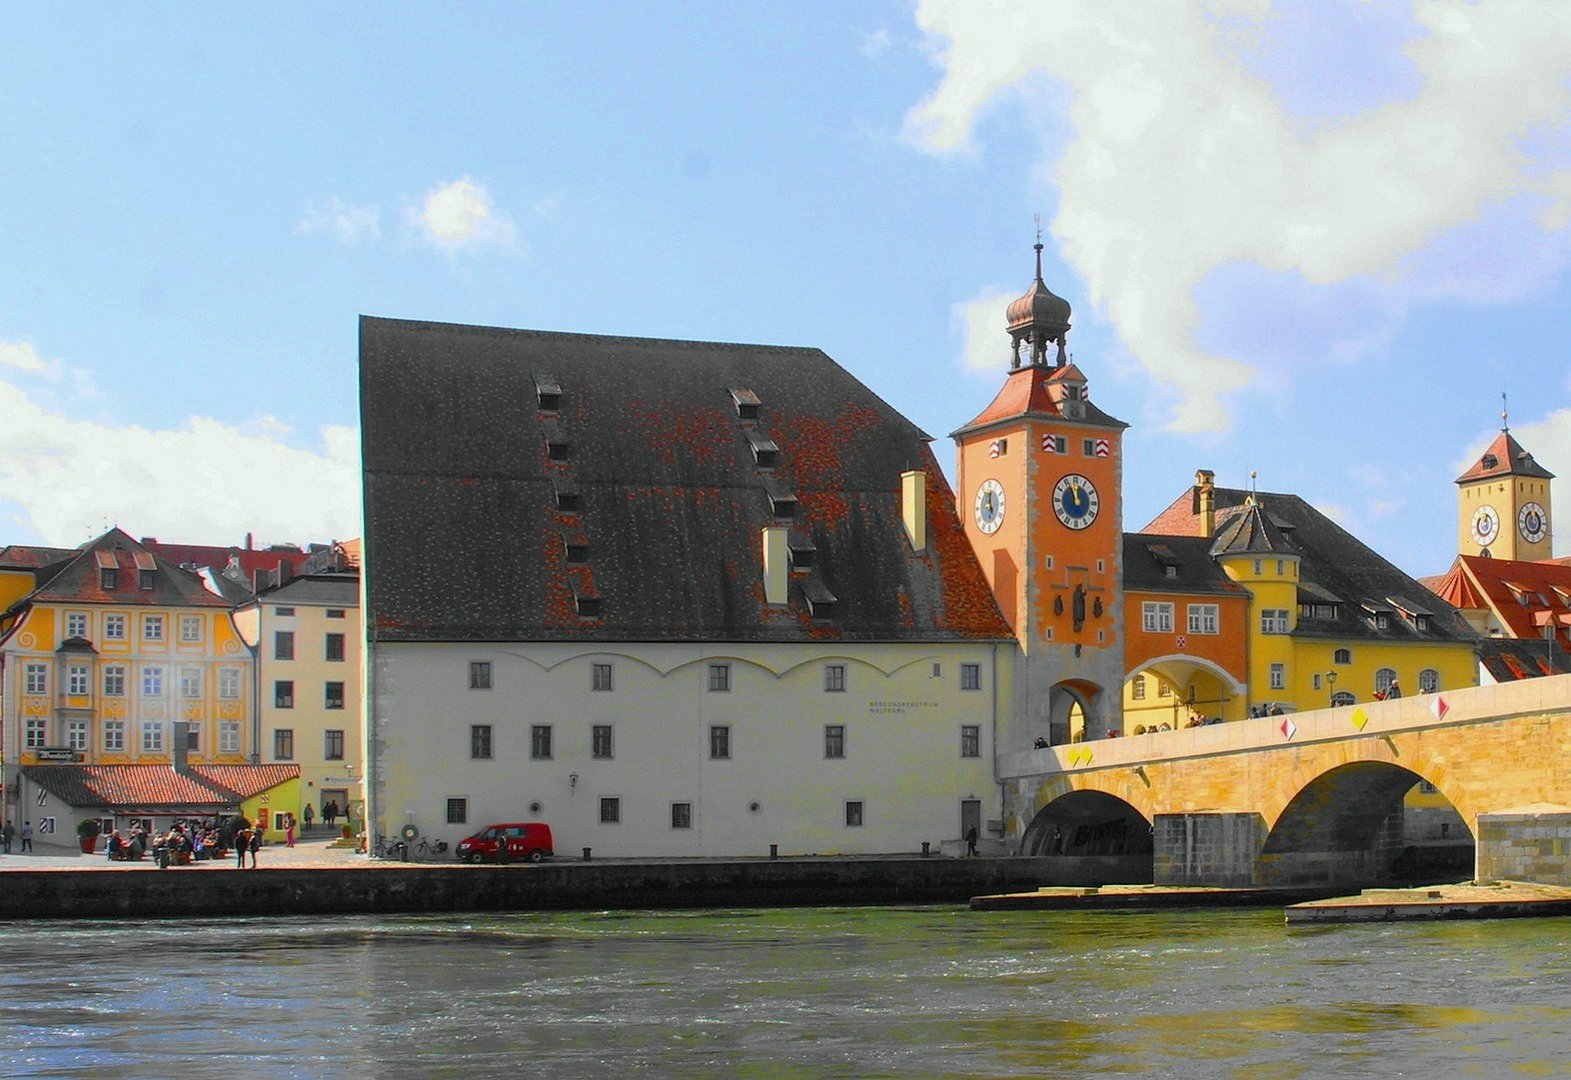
[3,2,1571,579]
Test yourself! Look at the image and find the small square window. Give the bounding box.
[600,797,621,824]
[66,612,88,639]
[138,569,155,591]
[708,663,730,692]
[671,802,692,830]
[531,725,553,760]
[144,615,165,642]
[471,724,493,760]
[100,568,118,590]
[845,801,864,827]
[105,614,125,640]
[446,798,468,825]
[325,681,345,710]
[960,663,981,691]
[961,725,981,758]
[326,609,346,619]
[180,615,202,643]
[274,680,294,709]
[709,725,731,760]
[275,607,295,617]
[274,630,294,659]
[325,633,346,662]
[824,725,845,759]
[824,664,846,693]
[592,663,613,692]
[469,661,492,690]
[592,725,614,760]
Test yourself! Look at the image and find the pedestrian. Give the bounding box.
[249,827,262,869]
[302,804,314,833]
[235,828,250,869]
[1386,678,1402,700]
[1,821,12,854]
[965,825,978,858]
[284,814,295,848]
[324,800,338,829]
[20,821,32,853]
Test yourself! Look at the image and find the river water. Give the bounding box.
[3,906,1569,1078]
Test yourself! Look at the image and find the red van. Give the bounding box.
[455,822,554,864]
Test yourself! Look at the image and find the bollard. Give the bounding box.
[769,844,778,859]
[921,841,930,857]
[582,847,592,860]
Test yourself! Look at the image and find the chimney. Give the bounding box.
[245,532,254,551]
[172,721,190,775]
[1195,469,1216,538]
[253,568,267,594]
[277,560,293,585]
[901,470,927,552]
[762,526,789,605]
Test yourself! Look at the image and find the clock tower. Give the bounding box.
[1456,406,1555,562]
[952,240,1128,747]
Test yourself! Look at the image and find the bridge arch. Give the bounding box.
[1124,654,1248,728]
[1020,788,1154,867]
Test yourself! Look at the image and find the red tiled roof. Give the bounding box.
[0,544,77,569]
[189,764,300,800]
[20,763,299,810]
[1454,431,1555,483]
[143,539,314,580]
[28,529,232,609]
[1456,554,1571,643]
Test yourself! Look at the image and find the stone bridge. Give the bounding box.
[999,674,1571,889]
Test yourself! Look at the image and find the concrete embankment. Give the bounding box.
[1285,881,1571,924]
[970,884,1342,911]
[0,856,1070,920]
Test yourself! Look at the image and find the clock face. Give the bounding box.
[1052,473,1100,530]
[974,479,1005,534]
[1471,504,1500,547]
[1519,502,1548,544]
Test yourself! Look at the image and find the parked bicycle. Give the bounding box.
[373,836,408,860]
[414,837,449,860]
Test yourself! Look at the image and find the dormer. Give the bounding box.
[763,476,797,520]
[802,578,837,620]
[788,536,817,571]
[543,418,571,461]
[95,550,118,590]
[533,374,561,413]
[746,430,778,469]
[572,585,601,619]
[553,480,581,514]
[729,387,761,422]
[134,550,157,591]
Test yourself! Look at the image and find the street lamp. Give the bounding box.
[1325,670,1337,707]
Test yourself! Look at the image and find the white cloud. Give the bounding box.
[410,176,516,252]
[0,376,359,548]
[297,197,381,246]
[953,287,1018,371]
[859,28,893,60]
[905,0,1571,433]
[0,341,47,373]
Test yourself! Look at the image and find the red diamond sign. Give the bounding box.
[1430,695,1449,721]
[1279,717,1297,740]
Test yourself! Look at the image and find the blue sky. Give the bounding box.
[3,2,1570,579]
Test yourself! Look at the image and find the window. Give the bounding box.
[961,725,981,758]
[960,663,981,691]
[446,798,470,825]
[1081,438,1095,455]
[1142,602,1174,633]
[219,721,240,754]
[1253,559,1263,576]
[1187,604,1219,635]
[531,725,553,760]
[1331,691,1355,707]
[1158,682,1172,698]
[1269,663,1285,690]
[824,725,845,759]
[709,725,731,760]
[1374,612,1390,630]
[1260,609,1290,634]
[143,615,164,642]
[671,802,693,830]
[1333,648,1352,665]
[325,729,346,761]
[65,664,88,695]
[274,630,294,660]
[141,721,164,753]
[104,720,125,753]
[600,797,621,824]
[273,728,295,760]
[184,725,200,752]
[66,612,88,639]
[845,801,864,827]
[142,666,164,697]
[325,633,345,662]
[468,661,493,690]
[1132,675,1146,700]
[708,663,731,692]
[1043,435,1066,454]
[138,569,155,591]
[592,663,613,692]
[104,665,126,697]
[325,681,345,710]
[179,615,202,643]
[67,720,88,751]
[1276,559,1286,576]
[24,718,46,749]
[592,725,614,760]
[179,667,201,699]
[465,724,493,760]
[1419,780,1439,795]
[100,567,117,590]
[326,609,346,619]
[1418,668,1439,694]
[824,664,846,692]
[1312,673,1322,690]
[274,606,295,617]
[218,668,240,700]
[1375,668,1396,695]
[23,663,46,695]
[274,680,294,708]
[105,614,125,640]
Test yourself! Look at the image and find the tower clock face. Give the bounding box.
[1519,502,1548,544]
[1470,504,1500,547]
[974,479,1006,534]
[1052,473,1100,530]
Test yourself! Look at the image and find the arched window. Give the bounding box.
[1375,668,1396,694]
[1418,668,1439,694]
[1331,691,1355,707]
[1333,648,1352,665]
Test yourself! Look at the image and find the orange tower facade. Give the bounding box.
[952,243,1128,746]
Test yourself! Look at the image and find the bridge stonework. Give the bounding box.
[1000,675,1571,889]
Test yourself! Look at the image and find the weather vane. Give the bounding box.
[1501,390,1509,432]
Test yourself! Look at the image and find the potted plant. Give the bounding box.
[76,818,102,854]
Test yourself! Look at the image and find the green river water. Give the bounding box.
[3,905,1568,1077]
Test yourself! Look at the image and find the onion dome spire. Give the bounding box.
[1006,221,1072,369]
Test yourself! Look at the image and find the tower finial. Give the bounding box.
[1501,390,1509,432]
[1033,214,1044,280]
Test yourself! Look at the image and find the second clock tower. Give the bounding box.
[953,241,1128,747]
[1456,408,1555,562]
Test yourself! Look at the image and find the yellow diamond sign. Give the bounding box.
[1350,707,1369,731]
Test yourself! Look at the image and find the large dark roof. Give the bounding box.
[249,573,359,608]
[359,317,1012,644]
[1123,534,1248,595]
[11,528,232,613]
[1144,486,1477,645]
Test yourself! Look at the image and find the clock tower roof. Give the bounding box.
[950,363,1128,437]
[1455,431,1555,485]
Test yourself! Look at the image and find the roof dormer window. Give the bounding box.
[564,541,589,565]
[803,579,837,620]
[534,374,561,413]
[573,590,601,618]
[788,539,816,570]
[730,387,761,421]
[554,483,581,513]
[763,476,797,519]
[746,431,779,469]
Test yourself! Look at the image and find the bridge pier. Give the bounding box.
[1153,813,1265,888]
[1477,808,1571,886]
